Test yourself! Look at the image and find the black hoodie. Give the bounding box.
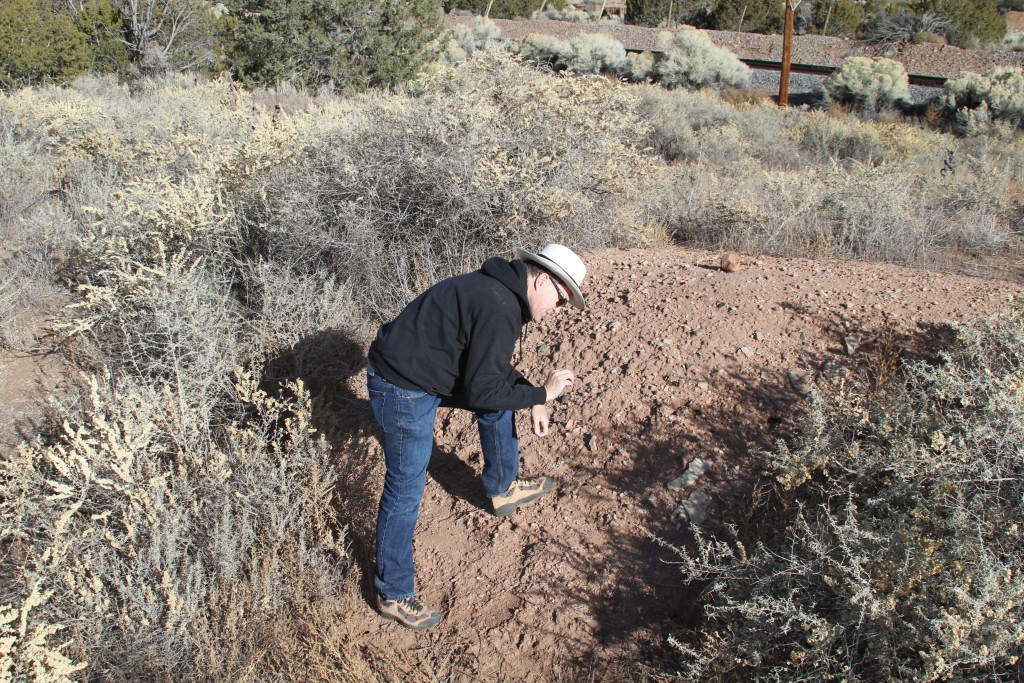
[367,257,547,411]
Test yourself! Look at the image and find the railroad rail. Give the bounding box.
[448,17,974,90]
[737,58,948,88]
[622,48,948,87]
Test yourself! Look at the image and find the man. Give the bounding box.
[366,244,587,630]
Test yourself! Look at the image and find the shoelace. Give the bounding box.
[397,597,427,613]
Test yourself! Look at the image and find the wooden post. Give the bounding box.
[779,0,795,107]
[484,0,494,17]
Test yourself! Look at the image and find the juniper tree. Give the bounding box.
[0,0,90,88]
[225,0,444,93]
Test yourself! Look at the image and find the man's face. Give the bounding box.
[529,272,569,322]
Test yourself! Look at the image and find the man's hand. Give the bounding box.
[543,368,576,402]
[531,404,550,436]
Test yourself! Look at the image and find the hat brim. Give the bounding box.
[516,248,586,310]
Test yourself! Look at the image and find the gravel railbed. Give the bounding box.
[447,15,1024,79]
[748,69,940,105]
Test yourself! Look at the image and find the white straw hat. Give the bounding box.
[515,244,587,310]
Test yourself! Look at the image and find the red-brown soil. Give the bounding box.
[1,247,1020,678]
[0,348,66,461]
[1,245,1020,680]
[338,246,1021,680]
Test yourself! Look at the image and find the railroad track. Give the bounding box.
[448,17,964,89]
[622,49,948,87]
[614,50,942,88]
[737,58,948,87]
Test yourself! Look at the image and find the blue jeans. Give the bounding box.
[367,367,520,600]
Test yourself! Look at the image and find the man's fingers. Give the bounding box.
[532,405,549,436]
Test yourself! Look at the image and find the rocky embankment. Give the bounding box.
[445,14,1024,78]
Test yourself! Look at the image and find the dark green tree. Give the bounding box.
[0,0,90,89]
[704,0,784,34]
[225,0,443,92]
[443,0,551,19]
[73,0,131,74]
[915,0,1004,46]
[810,0,864,36]
[626,0,669,26]
[627,0,709,26]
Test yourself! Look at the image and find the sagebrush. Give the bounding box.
[669,301,1024,681]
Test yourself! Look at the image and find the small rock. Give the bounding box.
[844,332,865,355]
[666,457,712,490]
[754,331,764,341]
[696,381,709,391]
[720,253,741,273]
[585,434,598,452]
[672,490,711,525]
[788,368,813,394]
[739,346,757,358]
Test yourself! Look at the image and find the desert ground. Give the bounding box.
[322,246,1018,680]
[2,245,1020,678]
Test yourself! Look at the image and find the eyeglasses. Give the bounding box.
[551,277,569,308]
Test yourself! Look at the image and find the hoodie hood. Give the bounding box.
[480,257,532,324]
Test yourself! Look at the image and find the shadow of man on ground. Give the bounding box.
[264,327,384,603]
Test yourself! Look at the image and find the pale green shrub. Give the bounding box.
[627,50,656,82]
[1,368,354,679]
[565,33,628,74]
[681,161,1010,261]
[443,16,504,63]
[635,85,742,161]
[0,583,87,681]
[653,26,751,89]
[536,6,593,22]
[249,55,661,320]
[0,115,75,348]
[824,56,912,110]
[670,301,1024,681]
[1003,32,1024,50]
[515,32,573,68]
[941,66,1024,131]
[58,243,243,412]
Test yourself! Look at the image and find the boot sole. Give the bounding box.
[492,477,554,516]
[379,609,441,630]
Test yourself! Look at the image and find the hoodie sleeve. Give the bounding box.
[460,302,547,411]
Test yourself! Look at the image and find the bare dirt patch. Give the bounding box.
[0,348,66,460]
[340,246,1020,680]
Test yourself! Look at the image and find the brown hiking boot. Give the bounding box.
[490,476,554,516]
[377,595,441,630]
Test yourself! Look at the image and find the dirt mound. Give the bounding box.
[345,246,1020,680]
